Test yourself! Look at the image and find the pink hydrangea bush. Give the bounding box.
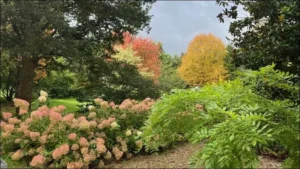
[0,97,155,168]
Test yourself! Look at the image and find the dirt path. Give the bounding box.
[105,143,282,168]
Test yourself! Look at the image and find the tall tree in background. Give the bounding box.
[159,53,185,92]
[1,0,154,106]
[178,33,227,86]
[120,32,162,82]
[216,0,300,74]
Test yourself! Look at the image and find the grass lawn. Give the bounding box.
[31,98,81,113]
[1,98,81,114]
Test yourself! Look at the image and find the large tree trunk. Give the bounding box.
[15,56,37,109]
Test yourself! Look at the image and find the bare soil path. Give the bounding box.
[105,143,282,168]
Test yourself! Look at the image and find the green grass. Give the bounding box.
[31,98,81,113]
[1,98,83,116]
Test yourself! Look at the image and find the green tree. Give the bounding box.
[0,50,21,101]
[77,57,160,104]
[216,0,300,74]
[1,0,154,105]
[224,44,236,77]
[158,53,186,92]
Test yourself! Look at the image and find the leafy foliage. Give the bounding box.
[234,64,299,103]
[216,0,300,75]
[178,33,227,86]
[76,57,160,104]
[120,32,162,81]
[158,53,186,92]
[143,65,299,168]
[190,113,274,168]
[0,50,20,101]
[0,0,154,104]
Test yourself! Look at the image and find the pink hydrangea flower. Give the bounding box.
[98,119,111,129]
[0,121,6,128]
[37,105,49,111]
[96,138,105,144]
[2,132,10,138]
[39,135,47,144]
[80,147,89,155]
[83,154,91,163]
[30,154,45,167]
[18,124,29,132]
[68,133,77,141]
[31,111,43,120]
[25,118,33,124]
[78,116,87,122]
[23,130,30,136]
[13,98,29,110]
[38,96,47,103]
[100,101,109,109]
[71,144,79,151]
[11,149,23,160]
[60,144,70,155]
[79,120,90,130]
[19,108,28,115]
[88,112,96,118]
[89,121,97,128]
[109,101,115,107]
[8,118,21,124]
[63,114,74,124]
[104,151,112,160]
[49,111,62,122]
[4,124,14,132]
[108,116,115,123]
[96,144,107,153]
[57,105,66,113]
[79,137,89,147]
[2,112,13,119]
[94,98,103,105]
[30,132,40,141]
[52,147,63,159]
[36,146,44,153]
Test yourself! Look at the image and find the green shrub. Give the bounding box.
[142,65,299,168]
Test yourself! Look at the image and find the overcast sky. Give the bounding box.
[138,1,236,56]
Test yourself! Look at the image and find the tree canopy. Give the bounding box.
[0,0,155,104]
[178,33,227,86]
[216,0,300,74]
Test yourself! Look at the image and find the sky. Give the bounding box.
[138,1,239,56]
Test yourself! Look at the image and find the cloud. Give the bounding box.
[138,1,232,56]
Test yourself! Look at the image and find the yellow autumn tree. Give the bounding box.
[178,33,227,86]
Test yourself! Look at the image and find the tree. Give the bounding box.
[1,0,154,106]
[216,0,300,75]
[224,44,236,77]
[77,56,160,104]
[178,33,227,86]
[120,32,162,82]
[158,53,186,92]
[0,50,21,101]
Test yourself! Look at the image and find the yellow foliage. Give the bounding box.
[178,33,227,86]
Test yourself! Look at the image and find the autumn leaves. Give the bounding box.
[179,33,227,86]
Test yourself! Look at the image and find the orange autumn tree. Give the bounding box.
[118,32,162,82]
[178,33,227,86]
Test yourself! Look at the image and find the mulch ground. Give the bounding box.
[104,142,282,168]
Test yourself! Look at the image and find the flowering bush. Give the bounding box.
[0,91,155,168]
